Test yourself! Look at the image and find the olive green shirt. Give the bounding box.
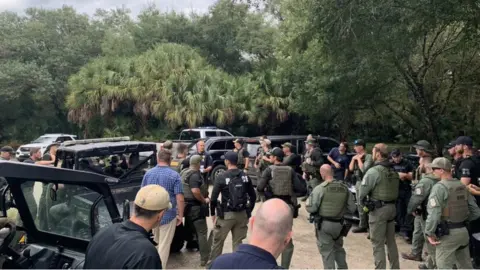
[407,173,438,214]
[305,180,356,214]
[424,178,480,236]
[358,160,391,203]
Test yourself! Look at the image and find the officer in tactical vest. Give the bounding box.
[301,138,324,201]
[181,155,211,266]
[402,158,438,269]
[306,164,356,269]
[402,140,434,263]
[358,143,400,269]
[254,138,271,202]
[207,151,256,268]
[233,138,250,172]
[425,157,480,269]
[257,147,306,269]
[170,143,189,173]
[348,139,373,234]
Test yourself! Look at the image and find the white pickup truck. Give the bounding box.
[178,127,234,140]
[16,133,77,161]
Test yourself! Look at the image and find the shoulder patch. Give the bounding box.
[415,187,422,195]
[225,178,230,185]
[429,198,438,207]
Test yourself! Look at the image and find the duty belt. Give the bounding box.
[373,200,396,204]
[322,217,343,223]
[185,199,202,206]
[447,221,467,229]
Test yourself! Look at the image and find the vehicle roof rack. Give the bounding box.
[62,136,131,147]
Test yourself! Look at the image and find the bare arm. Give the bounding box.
[176,193,185,219]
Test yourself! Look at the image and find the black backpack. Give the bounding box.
[227,174,249,212]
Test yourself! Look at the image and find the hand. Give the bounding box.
[205,198,210,204]
[398,172,406,179]
[333,162,341,169]
[469,184,480,190]
[306,157,312,164]
[427,235,441,246]
[176,215,183,226]
[211,215,216,225]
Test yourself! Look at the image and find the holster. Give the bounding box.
[435,221,450,238]
[340,221,353,238]
[201,204,210,218]
[314,216,323,231]
[216,205,225,219]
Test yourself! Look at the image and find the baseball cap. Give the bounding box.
[455,136,473,147]
[353,139,366,147]
[413,140,434,153]
[134,185,172,211]
[223,151,238,164]
[282,142,293,149]
[306,138,317,145]
[0,146,14,153]
[271,147,285,159]
[391,148,401,157]
[445,140,456,149]
[431,157,452,171]
[190,155,202,166]
[163,140,173,149]
[233,138,244,144]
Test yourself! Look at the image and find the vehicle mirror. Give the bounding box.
[122,200,130,221]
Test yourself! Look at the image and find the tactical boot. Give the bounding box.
[401,252,422,262]
[352,227,368,233]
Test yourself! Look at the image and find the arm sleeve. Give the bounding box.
[407,182,428,213]
[188,173,202,189]
[358,169,378,202]
[243,149,250,157]
[257,168,271,192]
[362,155,374,173]
[206,153,213,168]
[346,191,357,213]
[311,149,324,166]
[459,160,474,179]
[425,185,445,236]
[173,174,183,195]
[292,169,307,195]
[305,186,323,213]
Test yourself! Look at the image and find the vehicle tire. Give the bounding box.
[170,222,186,253]
[210,165,227,184]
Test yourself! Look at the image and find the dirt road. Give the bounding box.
[168,200,420,269]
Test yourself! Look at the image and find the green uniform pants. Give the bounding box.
[309,177,321,192]
[317,220,348,269]
[435,227,472,269]
[206,211,249,267]
[418,216,436,268]
[281,238,294,269]
[411,215,424,256]
[185,205,210,264]
[355,181,368,229]
[368,204,399,269]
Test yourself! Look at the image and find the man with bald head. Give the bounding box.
[358,143,400,269]
[210,198,293,269]
[306,164,355,269]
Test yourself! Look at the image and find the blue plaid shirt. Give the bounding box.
[141,166,183,225]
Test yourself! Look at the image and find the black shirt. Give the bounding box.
[210,169,256,215]
[210,244,282,269]
[392,158,414,189]
[457,156,480,205]
[283,153,302,174]
[84,220,161,269]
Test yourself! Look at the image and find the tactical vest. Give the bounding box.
[439,179,469,223]
[269,165,292,196]
[370,164,400,201]
[259,148,271,172]
[181,168,203,201]
[319,181,349,218]
[237,148,245,166]
[170,158,185,173]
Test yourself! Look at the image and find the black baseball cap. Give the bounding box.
[354,139,366,147]
[391,148,401,157]
[270,147,285,159]
[444,140,456,149]
[455,136,473,147]
[0,146,14,153]
[223,151,238,164]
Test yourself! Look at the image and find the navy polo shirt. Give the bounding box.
[210,244,282,269]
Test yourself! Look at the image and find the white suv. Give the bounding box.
[178,127,233,140]
[16,134,77,161]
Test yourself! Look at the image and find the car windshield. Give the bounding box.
[32,136,56,144]
[179,130,201,140]
[13,181,114,241]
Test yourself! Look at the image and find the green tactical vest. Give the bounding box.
[237,148,245,166]
[170,158,185,173]
[319,181,349,218]
[370,164,400,201]
[269,165,292,196]
[439,179,469,223]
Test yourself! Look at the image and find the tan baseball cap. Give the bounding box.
[190,154,202,165]
[431,157,452,171]
[163,140,173,149]
[134,185,172,211]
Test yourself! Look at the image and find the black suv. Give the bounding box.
[0,161,127,269]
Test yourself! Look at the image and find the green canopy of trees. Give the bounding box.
[1,0,479,151]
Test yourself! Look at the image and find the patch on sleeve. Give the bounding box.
[415,187,422,195]
[462,168,471,177]
[429,198,438,207]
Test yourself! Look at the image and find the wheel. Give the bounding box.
[210,165,227,184]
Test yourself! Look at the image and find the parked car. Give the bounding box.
[178,126,234,140]
[15,134,77,162]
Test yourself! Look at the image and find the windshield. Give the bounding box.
[179,130,201,140]
[15,181,110,241]
[32,136,56,144]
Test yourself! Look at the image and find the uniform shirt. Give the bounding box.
[328,148,350,181]
[210,244,282,269]
[257,165,306,198]
[457,157,480,186]
[424,179,480,236]
[407,174,438,214]
[305,180,356,215]
[84,220,162,269]
[210,169,256,215]
[141,166,183,225]
[392,158,414,189]
[186,171,205,204]
[282,153,302,174]
[358,161,397,202]
[236,148,250,168]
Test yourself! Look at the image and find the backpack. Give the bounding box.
[226,174,249,212]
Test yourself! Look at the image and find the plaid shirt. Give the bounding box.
[141,165,183,225]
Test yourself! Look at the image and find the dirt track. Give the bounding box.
[168,199,420,269]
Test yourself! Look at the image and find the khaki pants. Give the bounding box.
[153,218,177,269]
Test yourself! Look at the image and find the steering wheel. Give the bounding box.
[0,220,16,254]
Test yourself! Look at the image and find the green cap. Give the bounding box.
[431,157,452,171]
